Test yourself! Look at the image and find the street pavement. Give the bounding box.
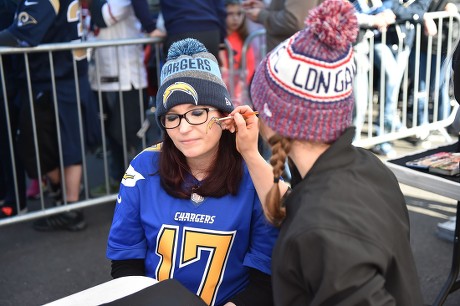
[1,132,460,305]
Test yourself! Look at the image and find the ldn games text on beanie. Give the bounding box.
[156,38,233,126]
[251,0,358,142]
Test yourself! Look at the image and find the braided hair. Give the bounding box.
[265,134,291,227]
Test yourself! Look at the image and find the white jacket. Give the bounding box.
[89,0,147,91]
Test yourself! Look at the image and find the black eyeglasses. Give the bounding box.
[160,107,218,129]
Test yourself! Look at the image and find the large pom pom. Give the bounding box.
[166,38,208,61]
[305,0,358,51]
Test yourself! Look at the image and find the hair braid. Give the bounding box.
[265,134,291,226]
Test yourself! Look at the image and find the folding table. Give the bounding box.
[386,142,460,305]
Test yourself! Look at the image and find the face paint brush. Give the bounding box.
[217,111,259,121]
[207,111,260,131]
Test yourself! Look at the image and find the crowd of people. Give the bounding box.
[352,0,460,156]
[0,0,97,230]
[0,0,312,224]
[1,0,460,303]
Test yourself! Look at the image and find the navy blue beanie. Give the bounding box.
[156,38,234,126]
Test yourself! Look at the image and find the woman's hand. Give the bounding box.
[221,105,260,158]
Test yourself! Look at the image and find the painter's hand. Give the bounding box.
[225,105,259,157]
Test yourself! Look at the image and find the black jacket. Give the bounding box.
[420,0,460,54]
[271,128,424,306]
[384,0,432,49]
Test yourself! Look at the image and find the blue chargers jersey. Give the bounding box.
[107,146,279,306]
[8,0,87,83]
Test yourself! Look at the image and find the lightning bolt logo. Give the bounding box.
[122,173,135,180]
[162,82,198,108]
[121,165,145,187]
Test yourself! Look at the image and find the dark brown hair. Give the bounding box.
[236,15,249,41]
[264,134,291,226]
[158,130,243,198]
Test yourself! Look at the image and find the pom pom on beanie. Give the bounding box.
[156,38,233,127]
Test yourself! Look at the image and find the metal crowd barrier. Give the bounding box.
[352,10,460,148]
[2,11,460,226]
[0,37,163,227]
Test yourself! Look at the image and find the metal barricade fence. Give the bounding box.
[351,11,460,148]
[0,37,163,227]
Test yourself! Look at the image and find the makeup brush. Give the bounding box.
[217,111,259,121]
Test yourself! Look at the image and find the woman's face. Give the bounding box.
[165,104,223,161]
[226,4,245,33]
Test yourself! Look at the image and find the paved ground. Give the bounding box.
[1,131,460,305]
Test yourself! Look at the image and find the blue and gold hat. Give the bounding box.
[155,38,233,125]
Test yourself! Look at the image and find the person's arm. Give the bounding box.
[255,0,321,37]
[7,0,57,47]
[227,106,289,208]
[89,0,131,28]
[149,12,166,37]
[226,268,273,306]
[0,29,20,46]
[391,0,431,24]
[131,0,156,33]
[111,259,145,278]
[243,0,265,24]
[107,157,149,278]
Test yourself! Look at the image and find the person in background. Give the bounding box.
[350,0,396,140]
[407,0,459,139]
[106,38,284,306]
[242,0,323,52]
[370,0,433,157]
[220,0,256,107]
[0,0,97,230]
[159,0,227,62]
[88,0,157,195]
[230,0,424,304]
[0,0,25,218]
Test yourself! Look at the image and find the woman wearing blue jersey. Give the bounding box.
[106,38,285,306]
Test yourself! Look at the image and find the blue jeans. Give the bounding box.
[352,40,371,139]
[373,42,410,131]
[409,51,451,125]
